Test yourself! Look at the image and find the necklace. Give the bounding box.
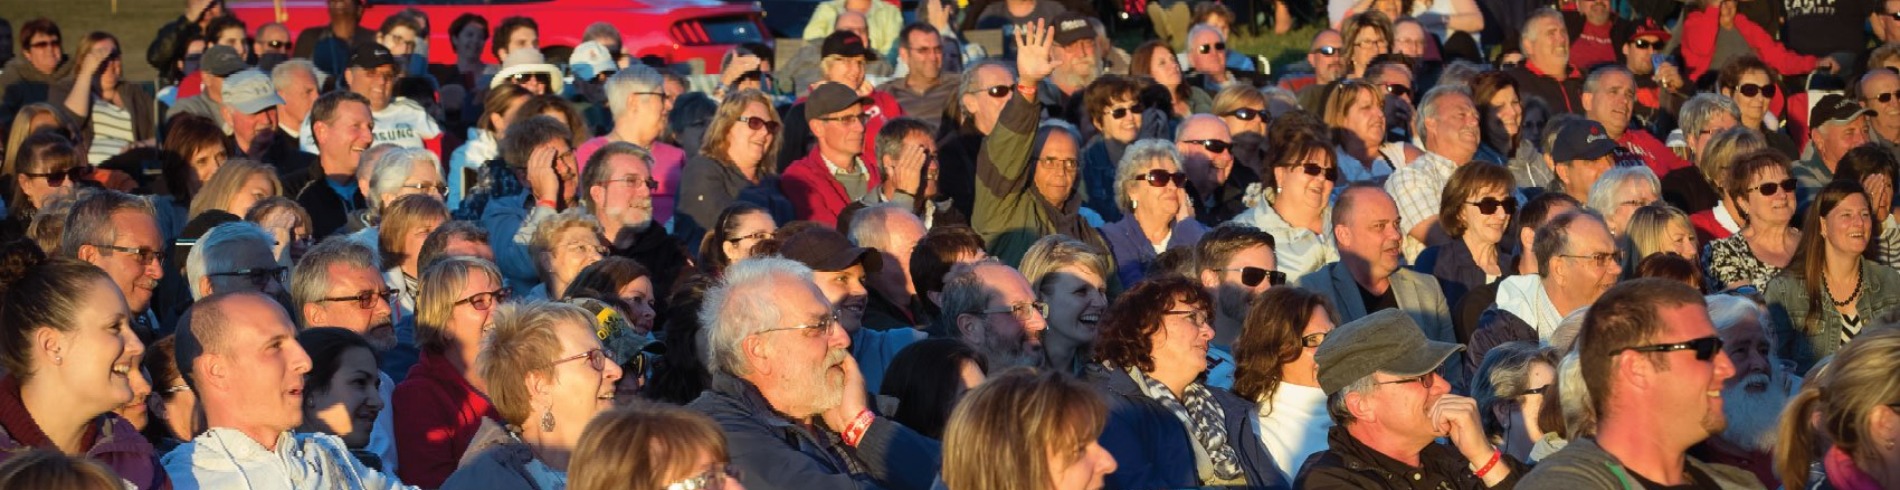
[1826,263,1864,308]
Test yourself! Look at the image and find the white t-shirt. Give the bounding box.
[299,97,442,152]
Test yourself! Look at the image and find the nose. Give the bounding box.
[1091,442,1119,474]
[826,319,852,349]
[289,342,314,375]
[602,355,625,383]
[143,255,164,280]
[1712,349,1736,384]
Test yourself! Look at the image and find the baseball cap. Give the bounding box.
[778,227,882,273]
[1550,119,1620,163]
[1810,93,1876,130]
[821,31,876,60]
[564,297,652,367]
[200,45,249,78]
[1631,19,1670,43]
[1053,12,1095,46]
[806,82,872,120]
[220,69,284,114]
[569,41,618,81]
[1315,309,1464,395]
[350,43,397,70]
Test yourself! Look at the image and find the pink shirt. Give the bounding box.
[577,137,686,226]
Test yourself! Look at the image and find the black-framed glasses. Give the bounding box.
[1212,266,1285,287]
[1628,39,1661,50]
[1872,90,1900,104]
[206,266,288,289]
[401,182,448,194]
[1132,169,1187,188]
[1299,331,1328,348]
[970,84,1013,98]
[1623,336,1725,362]
[1281,162,1338,182]
[1109,104,1145,119]
[1468,196,1518,215]
[633,90,671,104]
[1735,83,1776,98]
[317,289,397,309]
[1376,373,1436,390]
[508,72,552,85]
[20,166,85,187]
[1037,157,1079,173]
[1184,139,1231,154]
[453,288,511,311]
[813,113,871,125]
[739,115,781,133]
[1222,107,1263,121]
[1754,178,1798,197]
[606,176,660,190]
[1198,42,1226,54]
[753,309,842,338]
[664,463,742,490]
[90,243,161,265]
[1560,251,1623,268]
[726,231,771,243]
[983,301,1048,320]
[552,348,610,372]
[1311,46,1340,56]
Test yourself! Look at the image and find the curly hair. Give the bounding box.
[1092,276,1211,372]
[1231,287,1336,406]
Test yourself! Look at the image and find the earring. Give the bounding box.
[1131,199,1138,210]
[540,410,556,432]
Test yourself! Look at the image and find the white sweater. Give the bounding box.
[1252,382,1333,481]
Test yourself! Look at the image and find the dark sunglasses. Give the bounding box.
[1214,266,1286,288]
[1185,139,1231,154]
[1625,336,1725,362]
[454,288,512,311]
[739,115,781,133]
[1198,42,1226,54]
[1311,46,1340,56]
[1468,196,1519,215]
[1871,90,1900,104]
[1735,83,1776,98]
[20,166,86,186]
[508,72,552,85]
[1109,104,1145,119]
[1132,169,1188,188]
[317,289,397,309]
[28,40,60,50]
[264,40,291,49]
[1628,38,1662,50]
[1384,83,1412,100]
[1222,107,1263,121]
[973,84,1013,98]
[1754,178,1798,197]
[1282,162,1338,182]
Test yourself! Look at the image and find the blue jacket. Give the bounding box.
[1087,365,1290,490]
[687,374,941,490]
[1099,216,1209,288]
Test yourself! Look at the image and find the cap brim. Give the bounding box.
[1382,340,1463,379]
[489,64,567,95]
[232,94,284,115]
[816,247,883,273]
[1815,108,1877,130]
[1578,140,1618,161]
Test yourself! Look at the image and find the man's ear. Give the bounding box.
[1581,91,1595,111]
[301,303,325,328]
[76,244,101,263]
[742,335,771,375]
[956,313,984,342]
[1199,268,1221,289]
[196,277,216,299]
[1344,389,1375,423]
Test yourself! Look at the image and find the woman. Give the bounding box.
[4,104,68,171]
[695,202,777,278]
[1019,235,1111,375]
[568,257,658,338]
[366,147,448,216]
[140,336,194,453]
[1129,41,1210,117]
[1079,75,1147,223]
[54,32,155,166]
[568,404,740,490]
[1715,58,1800,157]
[2,132,80,237]
[295,327,386,469]
[394,256,508,488]
[528,209,606,301]
[556,296,652,407]
[244,196,314,267]
[157,113,231,240]
[1325,80,1400,186]
[0,240,163,489]
[515,94,591,147]
[1340,11,1393,79]
[1098,139,1206,287]
[451,84,529,209]
[1634,252,1705,291]
[1706,148,1802,290]
[1833,145,1900,268]
[1234,120,1340,280]
[379,194,450,323]
[1586,165,1662,238]
[1413,161,1518,300]
[1687,127,1768,242]
[434,14,489,93]
[1468,341,1555,463]
[1773,328,1900,490]
[185,158,281,224]
[676,89,796,249]
[1211,85,1268,137]
[1621,204,1699,277]
[0,449,127,490]
[439,300,625,489]
[643,278,718,405]
[1764,181,1900,373]
[1470,71,1548,189]
[1230,287,1337,482]
[942,368,1118,490]
[878,338,987,440]
[1088,276,1284,488]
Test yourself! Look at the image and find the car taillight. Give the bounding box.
[672,15,767,46]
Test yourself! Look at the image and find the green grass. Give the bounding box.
[1,0,179,83]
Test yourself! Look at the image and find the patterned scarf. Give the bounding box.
[1122,364,1243,481]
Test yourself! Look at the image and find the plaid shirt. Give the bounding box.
[1387,150,1459,263]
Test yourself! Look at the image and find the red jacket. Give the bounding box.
[1680,5,1818,81]
[392,351,501,489]
[781,146,883,227]
[1617,129,1690,176]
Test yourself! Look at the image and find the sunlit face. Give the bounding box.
[1336,187,1403,276]
[617,276,657,335]
[1459,186,1513,245]
[448,271,503,345]
[1605,180,1660,237]
[724,101,778,167]
[963,65,1017,134]
[1346,87,1387,145]
[314,100,375,170]
[217,296,314,437]
[1862,72,1900,129]
[1723,70,1773,125]
[1817,118,1872,166]
[1097,96,1142,143]
[1556,218,1623,301]
[824,55,867,88]
[548,226,606,288]
[189,144,227,194]
[1148,298,1214,378]
[1488,86,1523,138]
[307,262,397,352]
[1644,304,1735,443]
[1525,16,1569,69]
[1823,193,1874,256]
[55,279,144,415]
[1862,173,1895,223]
[813,103,866,158]
[1393,22,1427,57]
[348,65,397,111]
[1662,221,1698,259]
[544,319,624,435]
[720,211,776,262]
[1739,166,1797,226]
[1585,71,1636,136]
[1147,46,1183,86]
[1579,0,1613,23]
[1290,305,1334,376]
[1127,157,1184,218]
[1310,31,1346,82]
[1187,30,1225,77]
[86,211,164,314]
[1035,132,1080,206]
[214,26,248,58]
[592,154,656,233]
[1716,312,1773,392]
[969,264,1047,369]
[24,31,61,74]
[1048,436,1118,490]
[1427,93,1480,160]
[1039,265,1107,348]
[16,153,76,209]
[255,25,292,56]
[1686,111,1737,161]
[813,264,871,332]
[759,280,851,417]
[1623,36,1663,74]
[903,29,945,81]
[1272,148,1336,209]
[1349,27,1388,76]
[302,346,382,448]
[378,25,419,56]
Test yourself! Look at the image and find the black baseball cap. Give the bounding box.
[350,43,397,70]
[1810,93,1876,130]
[821,31,876,61]
[779,227,882,273]
[1550,119,1619,163]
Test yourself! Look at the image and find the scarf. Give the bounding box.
[1123,365,1242,481]
[1824,446,1883,490]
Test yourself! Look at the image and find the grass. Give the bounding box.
[1,0,179,83]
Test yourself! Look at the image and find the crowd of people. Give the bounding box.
[1,0,1900,488]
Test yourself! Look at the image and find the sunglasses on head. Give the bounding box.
[1754,178,1798,196]
[1628,38,1661,50]
[1132,169,1188,188]
[1735,83,1776,98]
[973,84,1013,98]
[1185,139,1231,154]
[509,72,552,85]
[1311,46,1340,56]
[1213,266,1286,288]
[1281,162,1338,182]
[1625,336,1725,362]
[739,115,781,133]
[21,166,86,187]
[1198,42,1226,54]
[1223,107,1262,121]
[1109,104,1145,119]
[1468,196,1518,215]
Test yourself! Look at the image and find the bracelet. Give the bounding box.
[1472,448,1502,479]
[841,410,875,447]
[535,198,558,210]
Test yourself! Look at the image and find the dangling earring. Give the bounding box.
[540,410,556,432]
[1131,199,1138,210]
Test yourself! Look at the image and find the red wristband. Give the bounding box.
[1473,448,1502,479]
[841,410,875,447]
[535,198,558,209]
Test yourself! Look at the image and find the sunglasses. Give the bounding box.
[264,40,291,49]
[206,266,289,289]
[1132,169,1188,188]
[1871,90,1900,104]
[1184,139,1231,154]
[1311,46,1340,56]
[20,166,85,187]
[1222,107,1262,121]
[739,115,781,133]
[1628,39,1661,50]
[552,348,611,372]
[1109,104,1145,119]
[1467,196,1519,215]
[1754,178,1798,196]
[317,289,397,309]
[454,288,512,311]
[28,40,60,50]
[1198,42,1226,54]
[1735,83,1776,98]
[1383,83,1412,100]
[1625,336,1725,362]
[508,72,552,85]
[972,84,1013,98]
[1282,162,1339,182]
[1212,266,1286,288]
[1299,331,1327,348]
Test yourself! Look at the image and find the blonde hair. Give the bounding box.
[3,103,62,175]
[416,256,502,355]
[530,208,605,261]
[1776,328,1900,489]
[1623,204,1693,264]
[1019,235,1112,295]
[1211,84,1267,117]
[188,158,282,219]
[1323,81,1382,138]
[942,368,1109,490]
[1697,127,1766,197]
[569,402,730,490]
[477,300,594,426]
[699,89,783,172]
[376,194,450,272]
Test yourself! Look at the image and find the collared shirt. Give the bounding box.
[1335,147,1396,187]
[878,75,959,132]
[1229,198,1339,280]
[1388,150,1460,262]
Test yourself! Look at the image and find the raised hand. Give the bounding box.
[889,143,929,196]
[1014,19,1059,85]
[526,144,564,205]
[721,54,762,87]
[1428,394,1494,464]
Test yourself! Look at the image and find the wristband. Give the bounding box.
[1016,83,1038,100]
[841,409,875,447]
[1472,448,1502,479]
[535,198,558,210]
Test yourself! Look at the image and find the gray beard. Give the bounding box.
[1718,372,1789,453]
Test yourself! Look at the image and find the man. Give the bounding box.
[940,259,1047,370]
[292,0,377,62]
[1687,296,1792,488]
[269,60,320,166]
[1582,65,1687,176]
[879,23,957,132]
[1196,224,1277,389]
[299,44,442,154]
[288,236,403,471]
[1290,29,1345,112]
[1468,211,1622,369]
[185,221,292,309]
[1859,69,1900,147]
[781,226,923,393]
[167,45,246,128]
[61,190,165,340]
[937,60,1015,218]
[254,22,294,59]
[148,0,227,84]
[1519,279,1759,488]
[784,12,894,99]
[490,16,539,66]
[1660,94,1741,216]
[577,142,691,307]
[162,292,405,489]
[850,203,931,332]
[575,65,678,191]
[1795,94,1875,209]
[911,224,989,324]
[1177,114,1258,225]
[414,220,493,270]
[777,29,906,172]
[1622,20,1688,134]
[1547,118,1619,203]
[1563,0,1632,72]
[1300,184,1459,382]
[852,117,957,227]
[282,91,374,239]
[1296,309,1523,488]
[1184,24,1236,92]
[1388,86,1480,262]
[472,115,574,293]
[689,257,940,490]
[1042,12,1102,120]
[1509,8,1582,114]
[1452,192,1581,342]
[1367,58,1417,144]
[220,69,292,164]
[785,82,884,227]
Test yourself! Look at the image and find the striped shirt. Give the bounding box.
[88,97,136,164]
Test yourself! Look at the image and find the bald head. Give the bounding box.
[174,292,293,386]
[836,11,868,37]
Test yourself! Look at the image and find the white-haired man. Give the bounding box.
[1686,294,1791,489]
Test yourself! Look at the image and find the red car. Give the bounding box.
[227,0,772,74]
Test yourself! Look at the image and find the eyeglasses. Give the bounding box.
[1183,139,1231,154]
[753,310,842,338]
[606,176,660,190]
[1037,157,1079,173]
[1560,251,1623,268]
[1222,107,1262,121]
[1198,42,1226,54]
[401,182,448,194]
[633,90,671,104]
[814,113,871,125]
[508,72,552,85]
[89,243,161,265]
[1281,162,1339,182]
[316,289,397,309]
[1211,266,1286,287]
[1734,83,1776,98]
[28,40,60,50]
[1383,83,1412,101]
[1628,39,1661,50]
[1624,336,1725,362]
[552,348,610,372]
[1132,169,1188,188]
[20,166,85,187]
[970,84,1014,98]
[1467,196,1518,215]
[1870,90,1900,104]
[726,231,771,243]
[1108,104,1145,119]
[1311,46,1340,56]
[1376,373,1437,390]
[1299,331,1328,348]
[453,288,511,311]
[1519,384,1550,397]
[739,115,781,133]
[1165,309,1210,326]
[206,266,289,289]
[664,463,742,490]
[982,301,1048,320]
[1753,178,1798,197]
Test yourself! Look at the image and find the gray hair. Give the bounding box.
[1520,8,1567,49]
[1557,349,1596,438]
[1582,65,1634,95]
[848,203,923,252]
[1678,93,1742,157]
[269,59,324,92]
[1187,24,1224,44]
[1437,60,1486,89]
[873,117,934,168]
[1114,139,1184,212]
[289,236,382,328]
[58,190,158,258]
[582,22,622,47]
[699,256,816,377]
[1707,294,1775,348]
[953,60,1016,122]
[1325,371,1382,425]
[354,143,402,195]
[1585,165,1659,218]
[1173,114,1224,141]
[1414,85,1471,143]
[186,221,277,300]
[1470,342,1554,436]
[578,141,654,212]
[605,64,666,118]
[366,147,440,215]
[1551,306,1589,352]
[1532,209,1606,276]
[1259,86,1300,118]
[935,259,1009,340]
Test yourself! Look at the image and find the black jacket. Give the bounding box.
[608,223,694,304]
[288,161,367,239]
[1295,425,1525,489]
[1506,65,1583,115]
[146,15,203,84]
[1190,164,1261,227]
[936,122,986,219]
[687,374,941,490]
